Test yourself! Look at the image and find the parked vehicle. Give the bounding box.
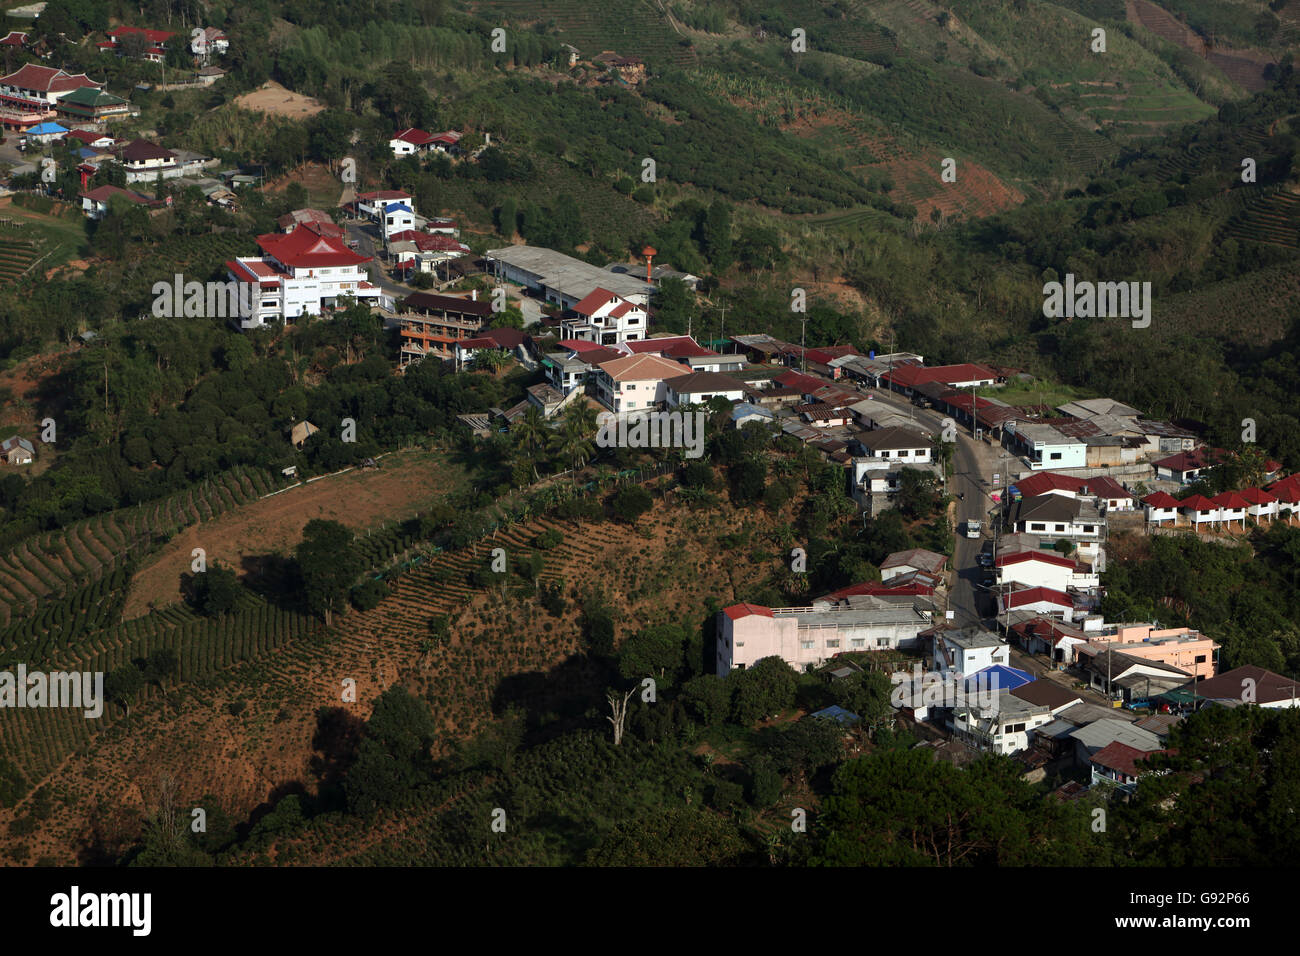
[965,520,982,539]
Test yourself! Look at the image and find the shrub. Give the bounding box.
[350,578,391,611]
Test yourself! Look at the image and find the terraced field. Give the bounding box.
[0,237,40,285]
[1224,188,1300,249]
[0,466,279,629]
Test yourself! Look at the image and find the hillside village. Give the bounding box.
[0,0,1295,880]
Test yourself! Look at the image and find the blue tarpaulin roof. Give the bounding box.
[965,665,1035,693]
[810,705,861,725]
[28,122,68,136]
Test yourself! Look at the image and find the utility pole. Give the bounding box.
[800,314,807,373]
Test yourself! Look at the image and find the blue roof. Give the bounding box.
[28,122,68,135]
[77,148,98,159]
[731,402,773,420]
[388,203,412,213]
[810,705,861,725]
[964,665,1035,693]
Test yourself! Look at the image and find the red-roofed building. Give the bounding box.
[561,287,648,346]
[995,549,1099,592]
[818,575,938,603]
[78,184,167,218]
[722,603,773,620]
[1010,617,1090,665]
[1211,491,1251,527]
[881,362,998,392]
[100,27,177,62]
[0,65,102,129]
[1178,494,1220,528]
[1090,741,1168,787]
[1154,448,1221,483]
[773,369,829,399]
[999,585,1077,622]
[1142,491,1180,525]
[225,224,383,330]
[1239,486,1279,523]
[0,32,26,48]
[624,335,715,360]
[1268,475,1300,522]
[454,327,531,368]
[389,127,436,156]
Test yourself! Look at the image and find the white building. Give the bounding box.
[664,371,746,409]
[995,549,1099,592]
[226,224,386,329]
[593,353,687,414]
[1006,422,1088,470]
[561,287,649,345]
[933,627,1008,676]
[487,245,655,309]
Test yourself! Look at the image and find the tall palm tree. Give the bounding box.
[562,425,595,481]
[514,405,549,481]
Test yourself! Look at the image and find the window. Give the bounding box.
[1050,452,1062,460]
[1083,525,1095,533]
[1055,524,1066,532]
[1031,523,1046,532]
[735,642,745,647]
[851,639,865,648]
[625,384,636,390]
[826,640,840,649]
[1195,654,1206,664]
[800,641,814,650]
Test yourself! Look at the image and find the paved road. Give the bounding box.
[849,384,1009,629]
[344,220,414,301]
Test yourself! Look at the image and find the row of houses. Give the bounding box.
[96,25,229,63]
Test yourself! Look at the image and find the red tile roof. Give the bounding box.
[1014,472,1087,497]
[393,127,435,145]
[256,224,371,269]
[1091,741,1166,778]
[0,65,101,94]
[1142,492,1180,508]
[1211,491,1251,510]
[1178,494,1217,511]
[558,339,606,353]
[722,603,772,620]
[106,26,176,43]
[1154,449,1221,473]
[1003,586,1073,609]
[572,287,620,317]
[1086,476,1132,500]
[1268,475,1300,502]
[882,363,998,388]
[1239,487,1277,506]
[995,550,1078,570]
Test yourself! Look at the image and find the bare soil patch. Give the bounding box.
[234,80,325,119]
[121,450,461,618]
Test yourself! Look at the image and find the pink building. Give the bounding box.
[1089,624,1217,680]
[717,601,930,675]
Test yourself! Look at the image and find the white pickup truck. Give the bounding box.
[965,520,982,539]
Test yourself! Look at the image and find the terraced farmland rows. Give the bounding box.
[0,238,39,284]
[1224,189,1300,249]
[0,467,278,627]
[0,599,316,786]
